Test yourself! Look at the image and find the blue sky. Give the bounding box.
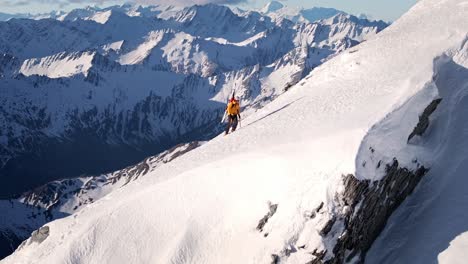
[0,0,418,22]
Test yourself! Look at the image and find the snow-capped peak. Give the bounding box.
[259,2,344,24]
[87,10,113,24]
[173,3,236,24]
[260,1,285,14]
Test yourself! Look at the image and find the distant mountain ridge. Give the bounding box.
[259,1,389,24]
[0,11,65,21]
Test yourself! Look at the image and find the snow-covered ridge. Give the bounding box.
[260,1,343,24]
[0,141,201,255]
[1,0,466,263]
[259,1,388,28]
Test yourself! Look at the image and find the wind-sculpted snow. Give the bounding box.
[1,0,465,263]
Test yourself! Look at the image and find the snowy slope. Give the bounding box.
[20,51,96,78]
[2,0,466,263]
[0,142,200,249]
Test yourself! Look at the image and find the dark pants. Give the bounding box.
[225,114,238,134]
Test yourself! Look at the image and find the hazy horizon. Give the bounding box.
[0,0,418,22]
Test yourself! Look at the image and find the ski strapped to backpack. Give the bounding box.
[221,110,227,123]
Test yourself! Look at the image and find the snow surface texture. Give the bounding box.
[2,0,467,263]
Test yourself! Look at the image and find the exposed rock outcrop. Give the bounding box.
[17,226,50,251]
[408,98,442,142]
[308,161,427,264]
[29,226,49,244]
[257,202,279,232]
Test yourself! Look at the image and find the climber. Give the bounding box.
[225,94,241,135]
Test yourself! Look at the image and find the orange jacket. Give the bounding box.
[226,100,240,115]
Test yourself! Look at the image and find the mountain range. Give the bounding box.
[0,3,386,198]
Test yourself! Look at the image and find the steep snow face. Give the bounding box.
[118,30,166,65]
[101,40,124,54]
[20,51,96,78]
[366,40,468,264]
[87,10,113,24]
[2,0,465,263]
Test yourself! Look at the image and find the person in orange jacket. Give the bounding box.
[225,95,241,135]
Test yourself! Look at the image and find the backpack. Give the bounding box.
[227,100,239,115]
